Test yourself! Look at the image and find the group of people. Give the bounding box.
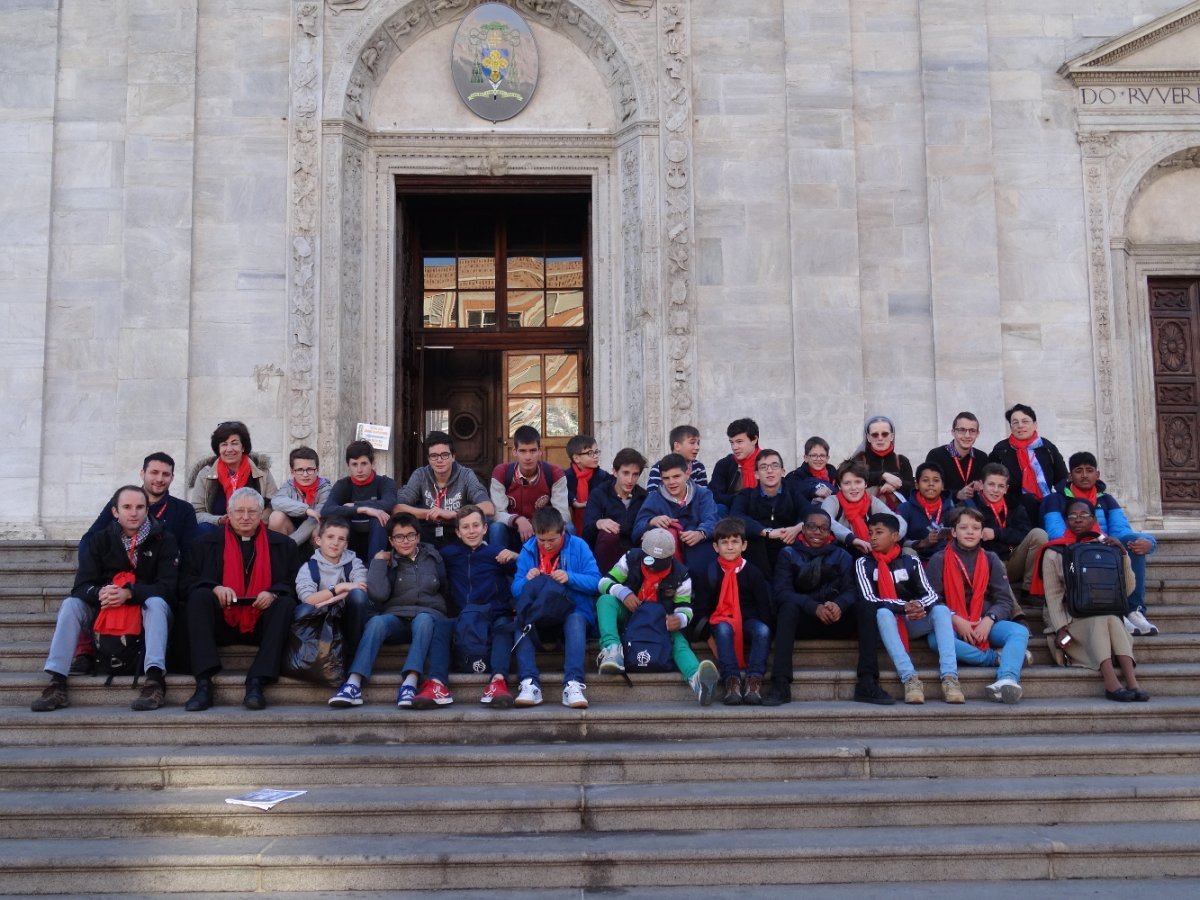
[30,404,1157,713]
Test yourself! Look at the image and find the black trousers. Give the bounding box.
[188,588,297,681]
[772,595,880,683]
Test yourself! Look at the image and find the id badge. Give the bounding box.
[435,526,444,538]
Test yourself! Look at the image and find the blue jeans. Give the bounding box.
[490,614,514,677]
[876,604,957,681]
[348,610,439,680]
[928,618,1029,683]
[1123,537,1152,613]
[294,588,372,663]
[514,609,590,686]
[711,619,770,680]
[487,520,576,552]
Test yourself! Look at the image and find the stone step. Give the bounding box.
[0,773,1195,840]
[1,822,1199,892]
[4,732,1199,791]
[2,697,1198,747]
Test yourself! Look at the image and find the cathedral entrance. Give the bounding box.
[1149,277,1200,510]
[397,179,591,480]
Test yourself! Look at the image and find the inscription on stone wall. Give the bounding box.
[1080,85,1200,107]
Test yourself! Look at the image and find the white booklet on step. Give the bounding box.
[225,789,307,810]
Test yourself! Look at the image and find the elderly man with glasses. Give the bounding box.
[393,430,493,549]
[183,487,299,711]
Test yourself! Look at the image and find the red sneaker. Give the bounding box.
[411,678,454,709]
[480,677,514,709]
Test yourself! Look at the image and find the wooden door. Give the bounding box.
[1149,277,1200,509]
[420,349,500,486]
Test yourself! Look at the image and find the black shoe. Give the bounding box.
[243,678,267,710]
[68,654,94,676]
[185,678,214,712]
[1105,687,1137,703]
[853,679,895,706]
[1132,688,1150,702]
[761,680,792,707]
[30,678,68,712]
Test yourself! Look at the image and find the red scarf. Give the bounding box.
[571,464,595,534]
[737,449,760,491]
[839,493,872,542]
[638,562,671,602]
[711,556,746,667]
[872,545,909,649]
[983,496,1007,529]
[1029,530,1097,597]
[943,545,989,650]
[811,464,831,483]
[1068,484,1098,506]
[350,470,376,487]
[295,478,319,507]
[538,543,561,575]
[221,525,272,633]
[870,443,895,459]
[216,456,251,502]
[917,495,945,528]
[1008,432,1044,499]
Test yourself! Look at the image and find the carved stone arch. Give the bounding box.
[323,0,657,130]
[1110,135,1200,237]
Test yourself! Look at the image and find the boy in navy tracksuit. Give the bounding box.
[708,518,773,705]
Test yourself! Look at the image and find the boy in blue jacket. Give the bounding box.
[511,507,602,709]
[1041,452,1159,635]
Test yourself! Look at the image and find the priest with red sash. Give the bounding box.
[184,487,298,711]
[925,506,1030,705]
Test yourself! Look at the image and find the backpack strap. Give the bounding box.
[342,561,353,581]
[307,558,320,585]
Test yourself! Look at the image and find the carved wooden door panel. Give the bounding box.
[1150,277,1200,509]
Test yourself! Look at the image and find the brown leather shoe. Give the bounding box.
[31,679,68,712]
[131,674,166,711]
[743,675,763,705]
[722,676,743,706]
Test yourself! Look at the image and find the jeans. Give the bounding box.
[294,588,372,663]
[514,609,590,686]
[487,520,576,552]
[490,614,514,677]
[45,596,172,677]
[928,618,1030,682]
[1123,537,1152,613]
[348,610,441,680]
[712,619,770,680]
[875,604,957,681]
[596,594,700,681]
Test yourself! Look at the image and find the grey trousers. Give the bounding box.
[44,596,172,677]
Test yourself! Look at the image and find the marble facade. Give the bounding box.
[3,0,1200,538]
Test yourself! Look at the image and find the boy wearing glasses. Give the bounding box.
[394,431,493,548]
[730,448,813,578]
[786,436,837,504]
[565,434,614,536]
[267,446,331,546]
[925,411,988,501]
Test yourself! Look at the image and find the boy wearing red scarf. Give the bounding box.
[966,463,1048,598]
[785,436,838,504]
[267,446,331,546]
[925,507,1030,704]
[708,418,762,512]
[183,487,298,712]
[321,440,398,561]
[707,518,773,705]
[595,528,720,705]
[899,463,954,562]
[565,434,614,537]
[820,460,906,558]
[856,513,962,704]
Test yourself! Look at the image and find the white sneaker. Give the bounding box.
[562,680,589,709]
[985,677,1023,705]
[1123,616,1144,636]
[597,644,625,674]
[514,678,543,707]
[1128,609,1159,635]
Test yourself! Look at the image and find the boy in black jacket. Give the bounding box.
[582,448,648,574]
[767,509,893,706]
[967,463,1047,599]
[730,448,814,578]
[321,439,398,561]
[708,518,772,705]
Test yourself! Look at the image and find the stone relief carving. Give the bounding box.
[428,0,470,23]
[360,34,389,77]
[612,0,654,16]
[346,74,365,121]
[515,0,560,25]
[339,145,367,444]
[329,0,372,12]
[319,135,342,469]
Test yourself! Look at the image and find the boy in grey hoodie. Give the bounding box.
[294,516,371,661]
[269,446,333,546]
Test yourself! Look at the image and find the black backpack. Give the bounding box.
[1064,542,1128,618]
[92,604,145,686]
[622,601,674,673]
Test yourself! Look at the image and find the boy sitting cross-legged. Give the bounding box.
[293,516,371,662]
[925,506,1030,704]
[511,506,602,709]
[268,446,331,547]
[967,463,1048,613]
[857,513,963,704]
[708,518,773,705]
[595,528,720,705]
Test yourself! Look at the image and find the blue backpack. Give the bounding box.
[453,605,494,674]
[622,601,674,673]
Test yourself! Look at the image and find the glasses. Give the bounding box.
[576,449,600,457]
[806,452,828,459]
[291,466,317,474]
[427,452,452,462]
[1066,512,1094,521]
[757,463,783,472]
[953,428,978,435]
[802,522,831,532]
[868,431,892,439]
[390,532,420,543]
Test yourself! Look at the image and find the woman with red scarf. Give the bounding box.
[852,415,914,511]
[820,460,906,557]
[189,421,278,534]
[987,403,1068,522]
[1038,499,1146,702]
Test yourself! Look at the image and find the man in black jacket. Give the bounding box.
[766,508,893,707]
[183,487,298,711]
[31,485,180,712]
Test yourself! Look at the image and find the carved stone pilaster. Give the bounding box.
[338,142,367,445]
[658,2,696,420]
[287,2,323,448]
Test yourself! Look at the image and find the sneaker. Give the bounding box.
[853,678,895,705]
[941,673,965,704]
[30,679,68,712]
[1128,610,1159,636]
[131,675,166,711]
[481,677,514,708]
[396,683,417,708]
[1123,616,1144,636]
[743,675,763,706]
[562,680,588,709]
[329,682,363,707]
[723,676,743,706]
[690,660,719,706]
[597,644,626,674]
[761,678,792,706]
[514,678,543,707]
[985,677,1023,705]
[412,678,453,709]
[903,675,924,705]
